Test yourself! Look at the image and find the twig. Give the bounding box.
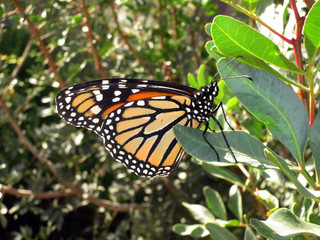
[85,195,151,212]
[80,0,108,78]
[0,96,57,178]
[0,184,151,212]
[110,2,154,75]
[2,35,34,98]
[12,0,65,89]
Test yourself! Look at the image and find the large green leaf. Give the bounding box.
[211,15,305,75]
[309,112,320,184]
[217,58,309,165]
[174,125,284,170]
[205,223,238,240]
[251,208,320,240]
[303,1,320,63]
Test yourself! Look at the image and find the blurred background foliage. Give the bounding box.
[0,0,279,239]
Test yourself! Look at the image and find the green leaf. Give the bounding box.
[211,16,305,75]
[303,1,320,63]
[228,185,243,222]
[217,58,309,165]
[203,186,227,220]
[182,202,215,223]
[172,224,209,237]
[205,223,238,240]
[187,73,199,89]
[203,162,245,187]
[256,190,279,210]
[309,112,320,184]
[251,208,320,240]
[174,125,284,170]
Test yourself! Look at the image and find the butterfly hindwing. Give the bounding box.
[101,94,201,177]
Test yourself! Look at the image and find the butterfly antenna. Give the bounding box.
[211,56,244,81]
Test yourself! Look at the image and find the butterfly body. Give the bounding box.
[56,78,220,177]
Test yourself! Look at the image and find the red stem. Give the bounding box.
[290,0,311,124]
[81,0,108,78]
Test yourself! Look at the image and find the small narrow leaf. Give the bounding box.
[205,23,212,36]
[251,208,320,240]
[205,41,224,60]
[243,0,260,12]
[203,186,227,220]
[197,64,207,87]
[256,190,279,210]
[187,73,199,89]
[205,223,238,240]
[264,150,320,199]
[172,224,209,237]
[244,226,258,240]
[304,1,320,63]
[228,185,243,222]
[182,202,215,223]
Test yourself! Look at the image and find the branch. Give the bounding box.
[0,96,57,178]
[12,0,65,89]
[1,184,151,212]
[80,0,108,78]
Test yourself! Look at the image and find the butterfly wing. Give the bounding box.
[56,78,201,177]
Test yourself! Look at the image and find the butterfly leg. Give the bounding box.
[202,122,221,162]
[210,115,238,164]
[211,102,234,130]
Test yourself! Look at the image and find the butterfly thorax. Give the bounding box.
[190,82,219,122]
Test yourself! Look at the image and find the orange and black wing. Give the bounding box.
[56,78,201,177]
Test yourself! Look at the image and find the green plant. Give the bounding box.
[173,0,320,239]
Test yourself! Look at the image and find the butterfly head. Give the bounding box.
[191,81,219,122]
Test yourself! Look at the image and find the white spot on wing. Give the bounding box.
[65,97,71,103]
[114,90,121,96]
[91,105,101,114]
[112,97,120,102]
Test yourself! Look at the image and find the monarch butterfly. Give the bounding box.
[56,78,237,177]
